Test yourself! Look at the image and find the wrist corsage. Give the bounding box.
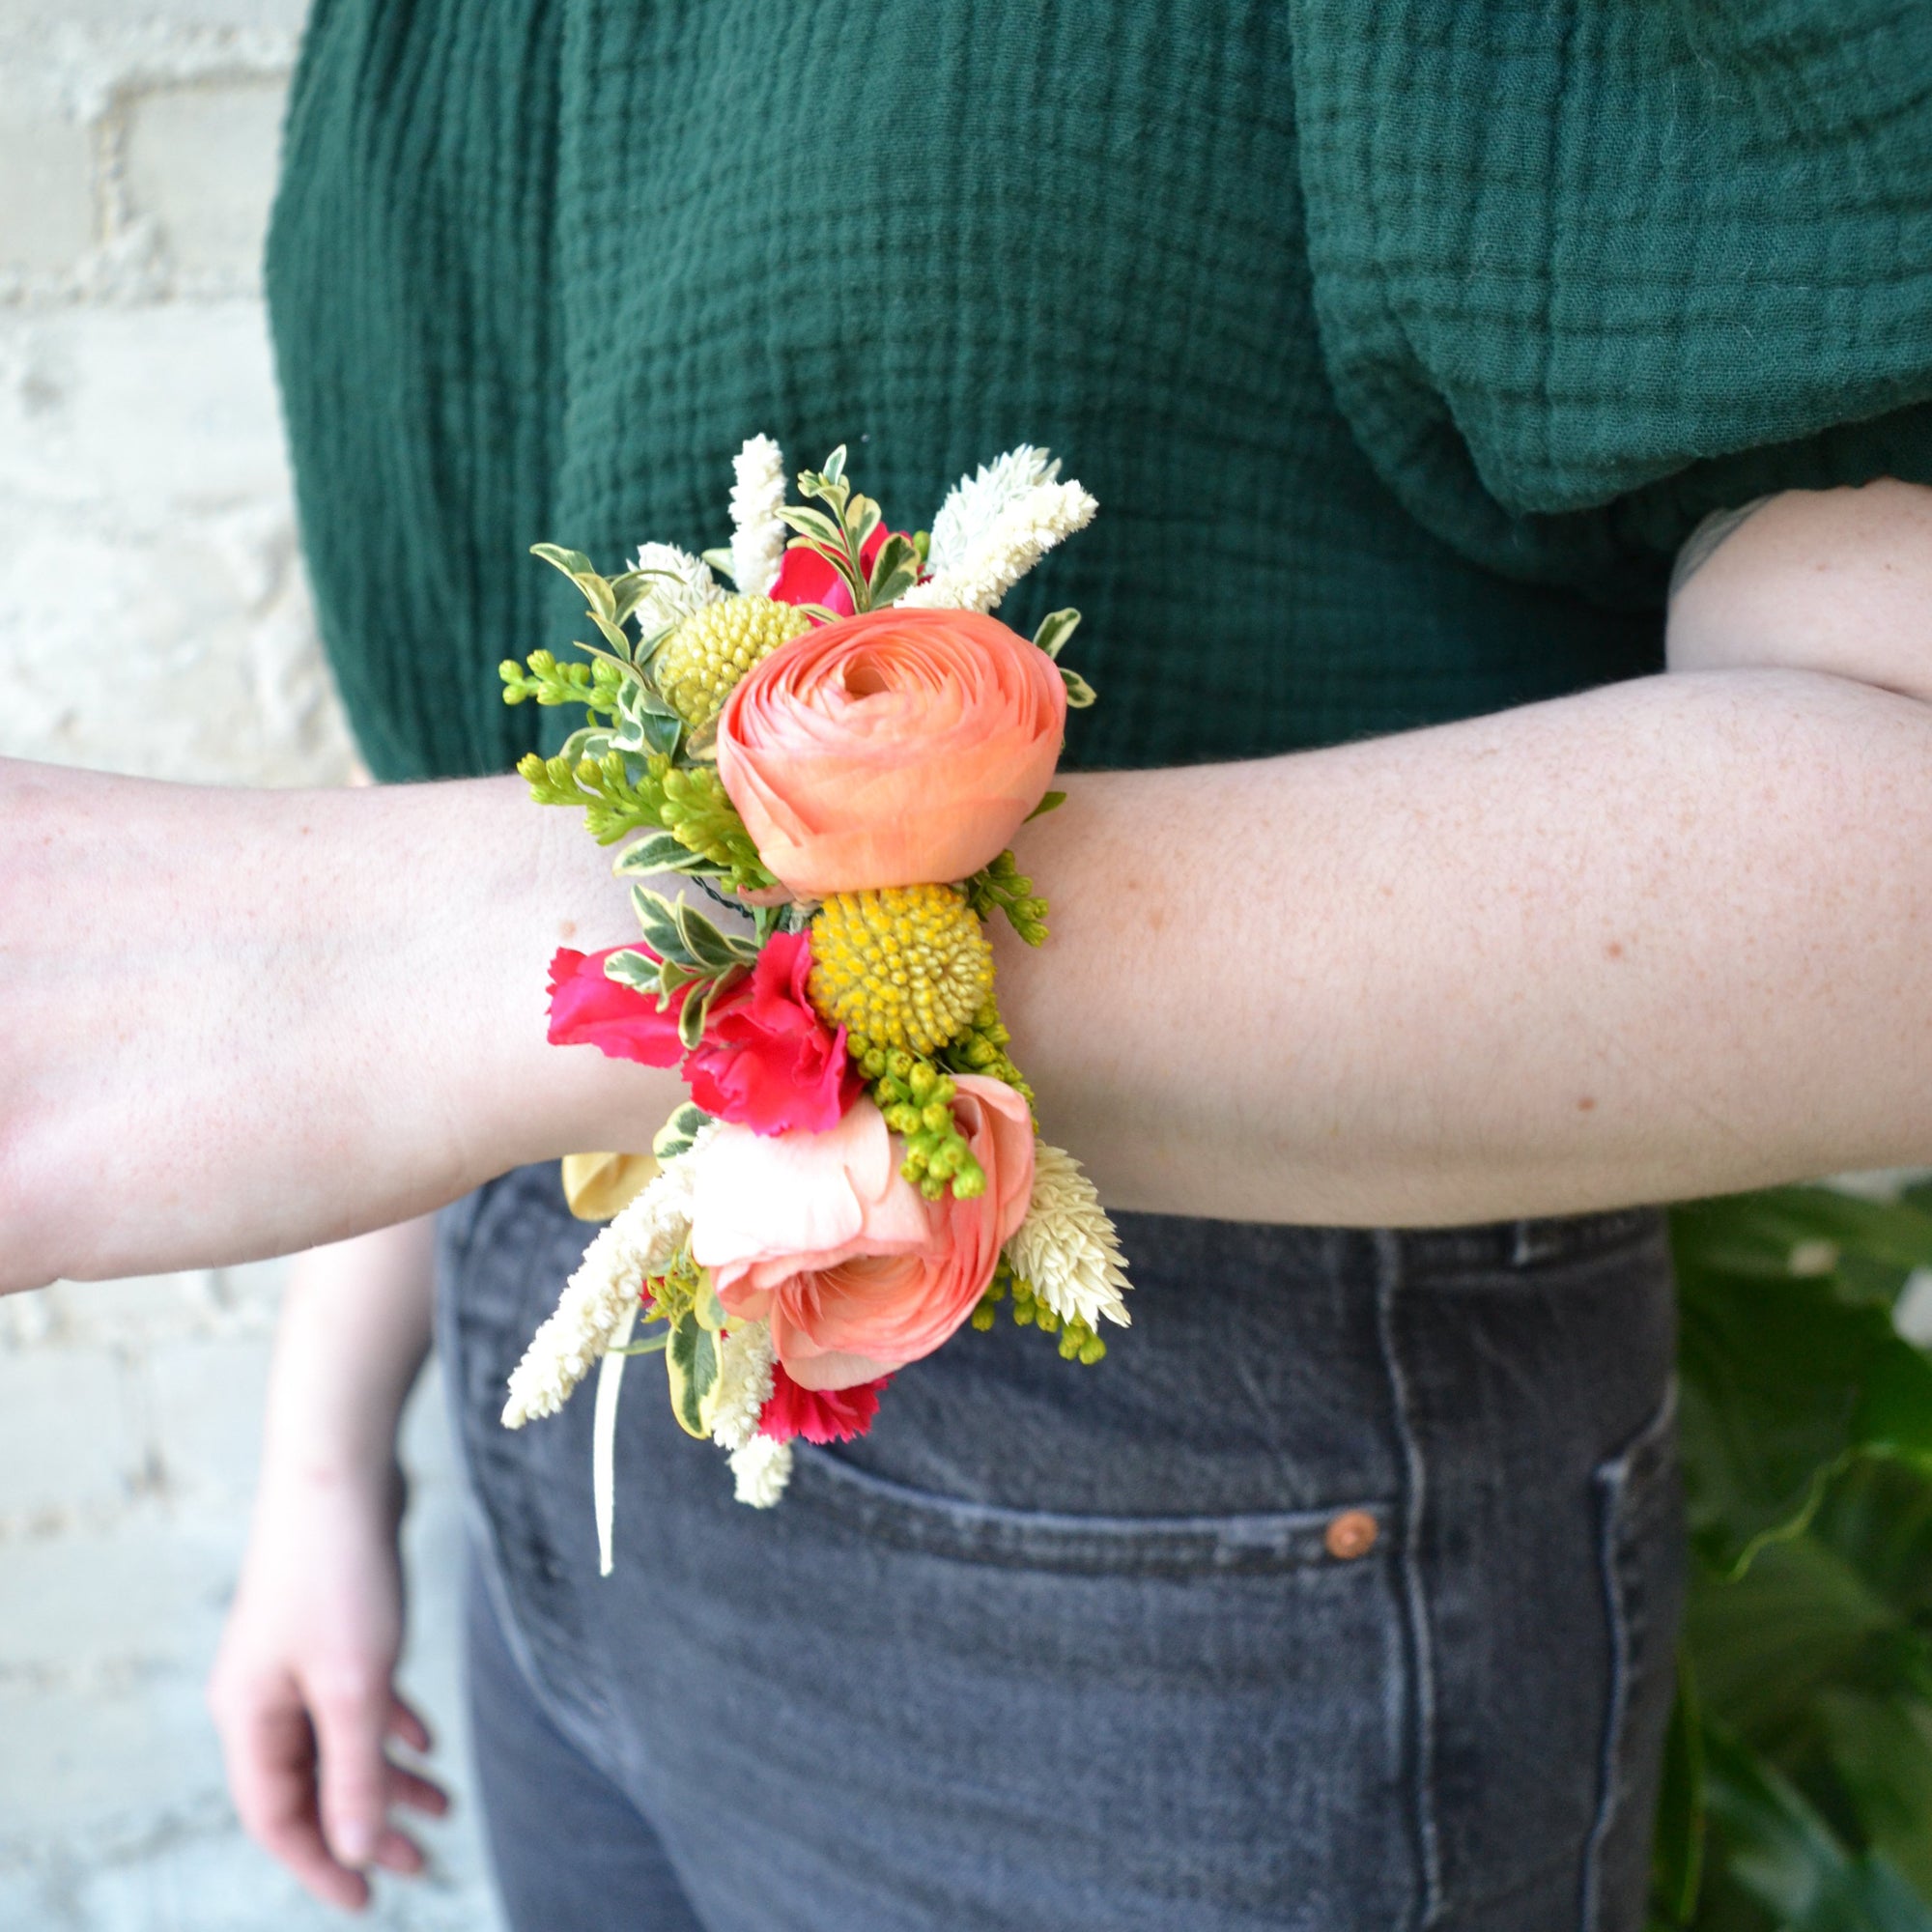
[497,439,1131,1560]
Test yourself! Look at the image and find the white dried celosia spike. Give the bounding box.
[926,445,1061,576]
[899,479,1098,616]
[630,542,723,636]
[501,1132,715,1429]
[728,1433,794,1507]
[1003,1142,1133,1332]
[708,1321,778,1453]
[728,433,788,597]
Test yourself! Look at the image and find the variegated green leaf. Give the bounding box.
[602,949,666,995]
[671,900,754,974]
[867,532,922,608]
[640,710,683,758]
[665,1311,722,1438]
[1034,609,1081,661]
[699,546,737,583]
[1060,666,1097,708]
[779,505,845,547]
[631,885,692,965]
[652,1101,715,1162]
[530,542,594,580]
[613,831,695,877]
[693,1273,724,1332]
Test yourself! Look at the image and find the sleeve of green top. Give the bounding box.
[1290,0,1932,606]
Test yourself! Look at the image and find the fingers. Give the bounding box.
[309,1662,400,1871]
[386,1760,450,1819]
[387,1691,433,1756]
[211,1680,371,1912]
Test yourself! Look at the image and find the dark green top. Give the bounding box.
[268,0,1932,782]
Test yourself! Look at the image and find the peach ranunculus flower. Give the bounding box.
[714,607,1066,897]
[689,1075,1036,1390]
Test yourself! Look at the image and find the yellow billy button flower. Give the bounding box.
[654,593,812,725]
[809,883,995,1059]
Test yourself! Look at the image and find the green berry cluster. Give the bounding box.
[516,750,665,844]
[965,850,1050,947]
[969,1258,1106,1362]
[499,649,627,717]
[940,996,1035,1111]
[848,1037,986,1202]
[657,765,774,892]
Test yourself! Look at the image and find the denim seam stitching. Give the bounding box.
[1579,1378,1680,1932]
[1376,1228,1443,1929]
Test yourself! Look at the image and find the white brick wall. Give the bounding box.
[0,5,500,1924]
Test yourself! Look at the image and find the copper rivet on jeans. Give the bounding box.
[1323,1510,1378,1560]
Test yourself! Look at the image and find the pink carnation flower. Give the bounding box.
[684,931,859,1135]
[546,946,687,1065]
[547,934,856,1138]
[757,1359,890,1443]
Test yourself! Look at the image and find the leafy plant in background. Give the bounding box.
[1655,1183,1932,1930]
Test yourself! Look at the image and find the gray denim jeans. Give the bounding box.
[439,1164,1681,1932]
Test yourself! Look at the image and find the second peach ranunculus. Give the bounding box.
[714,607,1066,897]
[689,1075,1036,1391]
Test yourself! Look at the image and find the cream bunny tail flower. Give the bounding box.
[708,1321,778,1454]
[502,1131,716,1428]
[1002,1142,1132,1332]
[728,1433,794,1508]
[924,445,1061,576]
[630,542,723,636]
[899,478,1098,616]
[728,434,788,597]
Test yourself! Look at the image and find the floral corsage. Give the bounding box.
[497,439,1130,1559]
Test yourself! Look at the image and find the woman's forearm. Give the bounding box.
[0,762,682,1289]
[260,1218,440,1483]
[7,660,1931,1288]
[1002,666,1932,1224]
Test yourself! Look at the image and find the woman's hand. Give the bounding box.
[207,1216,447,1910]
[207,1458,447,1911]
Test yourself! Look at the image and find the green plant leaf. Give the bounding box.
[614,831,700,878]
[1060,665,1097,708]
[1033,609,1082,660]
[665,1312,721,1439]
[601,948,666,997]
[778,506,845,548]
[1816,1690,1932,1902]
[867,531,922,607]
[1673,1199,1932,1576]
[1687,1532,1900,1744]
[671,899,759,974]
[1024,790,1067,823]
[529,542,594,580]
[1702,1722,1932,1931]
[630,885,691,966]
[651,1101,714,1162]
[1654,1651,1709,1926]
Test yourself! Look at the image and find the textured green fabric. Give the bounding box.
[268,0,1932,782]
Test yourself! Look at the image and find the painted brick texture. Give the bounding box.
[0,4,501,1924]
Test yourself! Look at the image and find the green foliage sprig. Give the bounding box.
[779,445,924,614]
[1655,1182,1932,1932]
[966,849,1050,947]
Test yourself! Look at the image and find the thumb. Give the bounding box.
[306,1661,394,1869]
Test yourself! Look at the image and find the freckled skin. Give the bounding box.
[6,485,1932,1278]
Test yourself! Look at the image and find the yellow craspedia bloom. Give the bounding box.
[654,594,812,724]
[809,884,995,1058]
